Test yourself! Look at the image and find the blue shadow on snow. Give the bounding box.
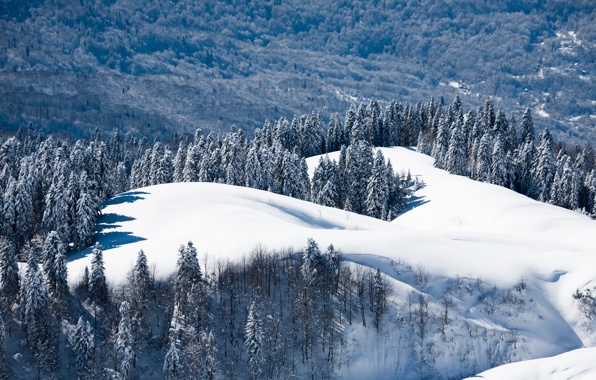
[102,190,149,207]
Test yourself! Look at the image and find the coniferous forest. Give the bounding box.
[0,95,596,378]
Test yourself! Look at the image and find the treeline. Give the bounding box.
[0,236,393,379]
[420,96,596,214]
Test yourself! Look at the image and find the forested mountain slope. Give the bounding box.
[1,0,594,142]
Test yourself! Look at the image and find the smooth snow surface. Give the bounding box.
[466,347,596,379]
[68,147,596,378]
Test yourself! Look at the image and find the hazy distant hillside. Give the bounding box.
[0,0,594,140]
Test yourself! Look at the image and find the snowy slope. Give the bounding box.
[67,147,596,378]
[466,347,596,379]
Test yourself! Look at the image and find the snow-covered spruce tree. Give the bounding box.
[182,143,201,182]
[90,243,109,306]
[204,330,218,380]
[116,301,135,379]
[1,178,17,238]
[72,316,94,379]
[335,145,348,209]
[519,108,535,145]
[14,175,34,246]
[431,116,450,169]
[245,144,266,190]
[0,238,19,315]
[515,140,536,196]
[366,149,389,219]
[0,314,10,379]
[75,174,99,250]
[318,180,338,208]
[163,342,181,380]
[345,140,373,214]
[42,231,69,314]
[372,268,387,331]
[585,169,596,216]
[174,242,202,320]
[445,122,468,176]
[311,155,338,206]
[130,249,153,318]
[561,156,580,211]
[245,300,264,380]
[223,129,247,187]
[549,158,565,207]
[301,111,326,157]
[326,112,345,152]
[325,244,341,294]
[172,140,187,183]
[474,131,494,183]
[533,129,555,202]
[21,243,58,375]
[41,178,68,239]
[490,136,508,187]
[301,238,323,287]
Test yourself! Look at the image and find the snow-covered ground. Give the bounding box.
[68,147,596,378]
[466,347,596,379]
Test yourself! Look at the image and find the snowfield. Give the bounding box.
[68,147,596,379]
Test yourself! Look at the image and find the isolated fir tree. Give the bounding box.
[163,342,181,380]
[245,300,264,380]
[90,243,109,305]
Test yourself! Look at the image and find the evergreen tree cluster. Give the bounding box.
[424,97,596,215]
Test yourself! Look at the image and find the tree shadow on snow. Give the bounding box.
[96,213,136,229]
[399,194,429,215]
[261,201,345,230]
[102,190,149,207]
[68,231,146,261]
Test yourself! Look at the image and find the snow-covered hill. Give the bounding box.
[68,147,596,378]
